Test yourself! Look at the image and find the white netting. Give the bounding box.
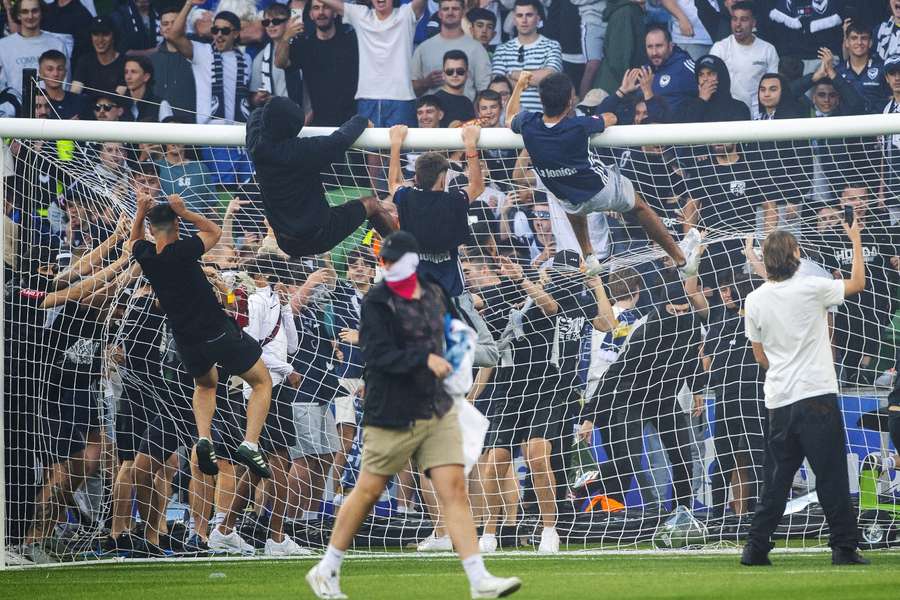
[2,98,899,567]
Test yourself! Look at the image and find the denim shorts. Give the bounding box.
[357,98,417,128]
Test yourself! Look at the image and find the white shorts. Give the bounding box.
[335,377,363,425]
[581,20,606,62]
[559,165,636,216]
[289,403,339,459]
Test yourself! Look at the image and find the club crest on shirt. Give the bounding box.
[868,67,879,80]
[730,180,747,196]
[659,74,671,87]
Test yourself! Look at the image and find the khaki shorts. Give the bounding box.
[361,405,463,477]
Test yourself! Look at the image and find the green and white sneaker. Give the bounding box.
[235,442,272,478]
[195,438,219,476]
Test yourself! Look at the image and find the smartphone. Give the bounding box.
[291,7,303,20]
[843,205,854,226]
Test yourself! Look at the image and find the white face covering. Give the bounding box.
[382,252,419,282]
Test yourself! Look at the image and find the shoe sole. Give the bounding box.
[235,448,272,479]
[473,580,522,599]
[305,569,347,600]
[195,441,219,476]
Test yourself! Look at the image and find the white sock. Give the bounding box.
[241,440,259,452]
[320,544,345,575]
[462,554,489,587]
[542,527,556,536]
[884,456,897,471]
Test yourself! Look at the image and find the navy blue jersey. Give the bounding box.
[837,58,889,114]
[512,111,608,206]
[331,280,365,379]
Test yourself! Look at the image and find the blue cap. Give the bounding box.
[885,55,900,75]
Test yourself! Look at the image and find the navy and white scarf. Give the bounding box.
[212,49,250,123]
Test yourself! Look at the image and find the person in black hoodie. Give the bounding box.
[680,54,751,123]
[245,96,395,259]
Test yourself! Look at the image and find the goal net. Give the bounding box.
[2,101,899,567]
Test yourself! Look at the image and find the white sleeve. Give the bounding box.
[191,40,212,69]
[282,307,299,354]
[158,100,173,122]
[744,301,761,343]
[709,40,724,59]
[342,3,364,27]
[767,45,780,72]
[244,294,266,341]
[815,277,845,308]
[265,354,295,379]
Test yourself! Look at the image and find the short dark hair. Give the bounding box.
[513,0,544,18]
[346,245,376,269]
[414,152,450,190]
[608,267,642,301]
[39,49,66,66]
[538,72,574,118]
[13,0,42,22]
[762,230,800,282]
[443,49,469,67]
[645,22,672,43]
[417,94,444,112]
[264,3,290,17]
[466,7,496,25]
[438,0,464,8]
[729,1,756,18]
[159,6,181,18]
[131,160,158,180]
[475,89,501,107]
[489,75,512,92]
[126,55,154,80]
[721,271,761,306]
[846,20,872,38]
[147,204,177,227]
[214,10,241,30]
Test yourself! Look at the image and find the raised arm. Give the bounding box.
[499,257,558,316]
[505,71,532,128]
[586,275,617,332]
[842,217,865,297]
[318,0,345,15]
[274,17,305,69]
[129,189,154,245]
[409,0,426,19]
[461,124,485,200]
[387,124,409,196]
[169,0,201,60]
[167,194,221,251]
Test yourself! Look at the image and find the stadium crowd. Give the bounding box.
[1,0,899,565]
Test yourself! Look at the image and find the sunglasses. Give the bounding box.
[533,210,551,219]
[444,68,467,76]
[261,18,288,27]
[94,103,116,112]
[211,26,234,35]
[518,45,526,62]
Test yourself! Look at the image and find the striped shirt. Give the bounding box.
[875,19,900,61]
[491,35,562,112]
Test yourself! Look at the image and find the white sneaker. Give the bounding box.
[479,533,498,554]
[583,253,603,276]
[677,228,702,279]
[264,535,312,556]
[416,533,453,552]
[471,574,522,599]
[305,564,348,600]
[537,527,560,554]
[208,527,254,555]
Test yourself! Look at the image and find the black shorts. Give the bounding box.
[486,375,575,450]
[139,412,230,464]
[219,385,297,453]
[44,386,101,464]
[274,200,368,258]
[175,318,262,378]
[115,384,152,462]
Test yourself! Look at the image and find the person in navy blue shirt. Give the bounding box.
[644,23,697,120]
[506,70,700,278]
[837,21,889,114]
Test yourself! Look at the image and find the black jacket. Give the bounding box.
[358,281,453,429]
[246,96,367,238]
[680,55,751,123]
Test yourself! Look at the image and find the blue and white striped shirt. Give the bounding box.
[491,35,562,112]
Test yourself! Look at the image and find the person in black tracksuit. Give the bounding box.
[680,54,751,123]
[245,96,394,258]
[580,281,705,511]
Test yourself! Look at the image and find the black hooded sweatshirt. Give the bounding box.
[679,55,751,123]
[246,96,368,238]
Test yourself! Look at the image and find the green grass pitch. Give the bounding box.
[3,552,900,599]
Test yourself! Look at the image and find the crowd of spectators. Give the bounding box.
[2,0,900,563]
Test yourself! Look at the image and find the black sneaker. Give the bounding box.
[234,442,272,479]
[740,544,772,566]
[100,532,136,554]
[832,549,870,565]
[195,438,219,476]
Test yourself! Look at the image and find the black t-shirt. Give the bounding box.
[477,277,529,341]
[619,147,686,243]
[48,301,104,387]
[703,307,764,401]
[74,52,127,95]
[685,154,765,232]
[435,90,475,127]
[121,293,166,377]
[132,236,227,341]
[288,30,359,126]
[395,186,470,297]
[49,92,87,120]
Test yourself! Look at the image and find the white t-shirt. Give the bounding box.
[0,32,70,96]
[744,274,845,409]
[189,41,251,124]
[343,2,417,101]
[710,35,779,117]
[669,0,712,46]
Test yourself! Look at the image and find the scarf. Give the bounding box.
[212,48,249,123]
[384,253,419,300]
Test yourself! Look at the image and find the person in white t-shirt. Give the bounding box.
[709,1,778,117]
[741,225,868,567]
[661,0,713,60]
[170,0,252,124]
[0,0,70,98]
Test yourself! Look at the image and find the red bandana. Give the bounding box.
[386,273,418,299]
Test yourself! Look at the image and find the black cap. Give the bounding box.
[379,231,419,262]
[885,55,900,75]
[90,16,115,34]
[551,249,582,273]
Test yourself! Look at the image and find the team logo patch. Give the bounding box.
[730,180,747,196]
[868,67,879,80]
[660,74,671,87]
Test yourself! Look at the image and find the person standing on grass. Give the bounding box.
[305,231,521,600]
[741,224,868,567]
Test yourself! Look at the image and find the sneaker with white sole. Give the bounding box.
[306,564,348,600]
[479,533,498,554]
[264,535,312,556]
[471,574,522,599]
[583,253,603,277]
[537,527,560,554]
[417,533,453,552]
[677,228,702,279]
[208,527,254,555]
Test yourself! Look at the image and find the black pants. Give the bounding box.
[747,394,858,553]
[710,395,766,516]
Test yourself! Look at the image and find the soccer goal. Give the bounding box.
[1,109,898,569]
